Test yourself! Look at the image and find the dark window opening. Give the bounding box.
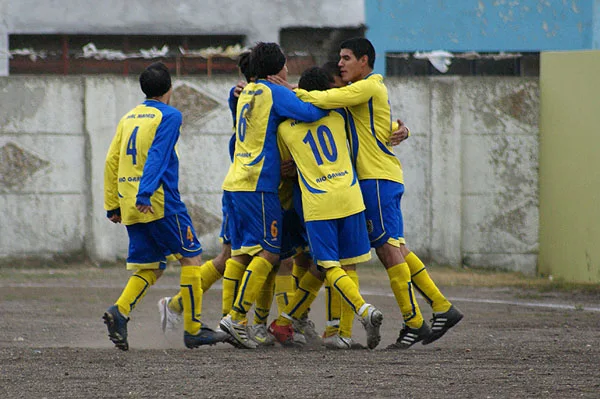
[280,26,365,74]
[9,34,246,76]
[386,52,539,77]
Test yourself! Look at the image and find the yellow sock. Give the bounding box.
[254,269,276,325]
[180,266,203,335]
[339,269,358,338]
[275,274,295,317]
[278,272,323,325]
[386,263,424,328]
[324,279,341,336]
[115,269,157,316]
[168,292,183,314]
[231,257,273,321]
[327,267,366,318]
[200,259,223,292]
[292,263,308,290]
[222,258,246,317]
[405,252,452,313]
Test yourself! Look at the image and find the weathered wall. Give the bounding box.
[0,76,539,273]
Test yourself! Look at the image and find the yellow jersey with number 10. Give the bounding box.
[277,110,364,222]
[295,73,403,184]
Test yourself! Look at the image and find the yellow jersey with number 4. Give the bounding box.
[277,109,364,222]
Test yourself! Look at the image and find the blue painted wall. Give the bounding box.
[366,0,597,73]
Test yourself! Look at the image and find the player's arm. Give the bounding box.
[271,85,328,123]
[136,112,182,213]
[295,78,378,109]
[228,81,246,127]
[104,120,123,223]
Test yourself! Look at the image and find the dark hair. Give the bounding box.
[321,61,341,78]
[249,42,286,79]
[139,62,172,98]
[298,67,333,92]
[237,51,252,82]
[340,37,375,68]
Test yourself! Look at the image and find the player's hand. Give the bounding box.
[136,204,154,214]
[106,208,121,223]
[108,214,121,223]
[233,81,246,97]
[280,159,297,178]
[267,75,298,90]
[390,119,410,146]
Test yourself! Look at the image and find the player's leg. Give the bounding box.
[103,222,166,351]
[361,179,430,348]
[275,257,295,316]
[333,212,382,350]
[399,245,463,344]
[220,192,281,349]
[249,264,277,346]
[159,212,228,348]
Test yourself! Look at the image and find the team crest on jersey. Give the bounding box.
[366,219,374,234]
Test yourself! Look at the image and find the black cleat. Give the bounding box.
[387,322,431,349]
[184,327,229,348]
[422,305,464,345]
[103,305,130,351]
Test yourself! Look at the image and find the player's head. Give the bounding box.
[321,61,344,88]
[250,42,287,80]
[338,37,375,83]
[139,62,172,100]
[237,51,253,82]
[298,67,333,92]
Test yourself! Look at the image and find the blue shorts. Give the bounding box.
[224,191,282,256]
[280,208,309,260]
[360,179,405,248]
[305,211,371,268]
[219,191,233,245]
[125,212,202,270]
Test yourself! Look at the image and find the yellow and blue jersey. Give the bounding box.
[104,100,187,225]
[222,79,328,194]
[295,73,403,184]
[277,109,364,222]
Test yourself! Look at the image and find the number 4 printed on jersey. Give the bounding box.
[127,127,139,165]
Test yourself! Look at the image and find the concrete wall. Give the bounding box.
[0,0,365,75]
[539,50,600,283]
[366,0,596,73]
[0,75,539,273]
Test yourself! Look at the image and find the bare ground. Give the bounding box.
[1,265,599,399]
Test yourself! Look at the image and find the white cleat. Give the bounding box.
[249,323,275,346]
[360,304,383,349]
[219,315,257,349]
[158,297,182,333]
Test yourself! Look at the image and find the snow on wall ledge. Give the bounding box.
[0,75,539,274]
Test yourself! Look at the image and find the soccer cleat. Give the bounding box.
[360,304,384,349]
[219,315,257,349]
[292,328,307,346]
[158,297,182,333]
[387,322,432,349]
[296,315,320,343]
[422,305,464,345]
[103,305,130,351]
[249,323,275,346]
[268,320,295,346]
[184,327,229,348]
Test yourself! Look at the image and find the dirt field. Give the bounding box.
[1,264,599,398]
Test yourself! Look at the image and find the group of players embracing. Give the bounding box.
[102,37,463,352]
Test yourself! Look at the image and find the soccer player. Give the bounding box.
[268,66,384,350]
[157,52,252,334]
[293,38,463,348]
[218,42,328,349]
[102,62,228,350]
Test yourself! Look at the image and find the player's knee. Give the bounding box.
[258,250,279,266]
[152,269,164,280]
[279,257,293,274]
[179,254,202,266]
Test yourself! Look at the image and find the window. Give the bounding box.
[386,52,539,77]
[9,34,246,76]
